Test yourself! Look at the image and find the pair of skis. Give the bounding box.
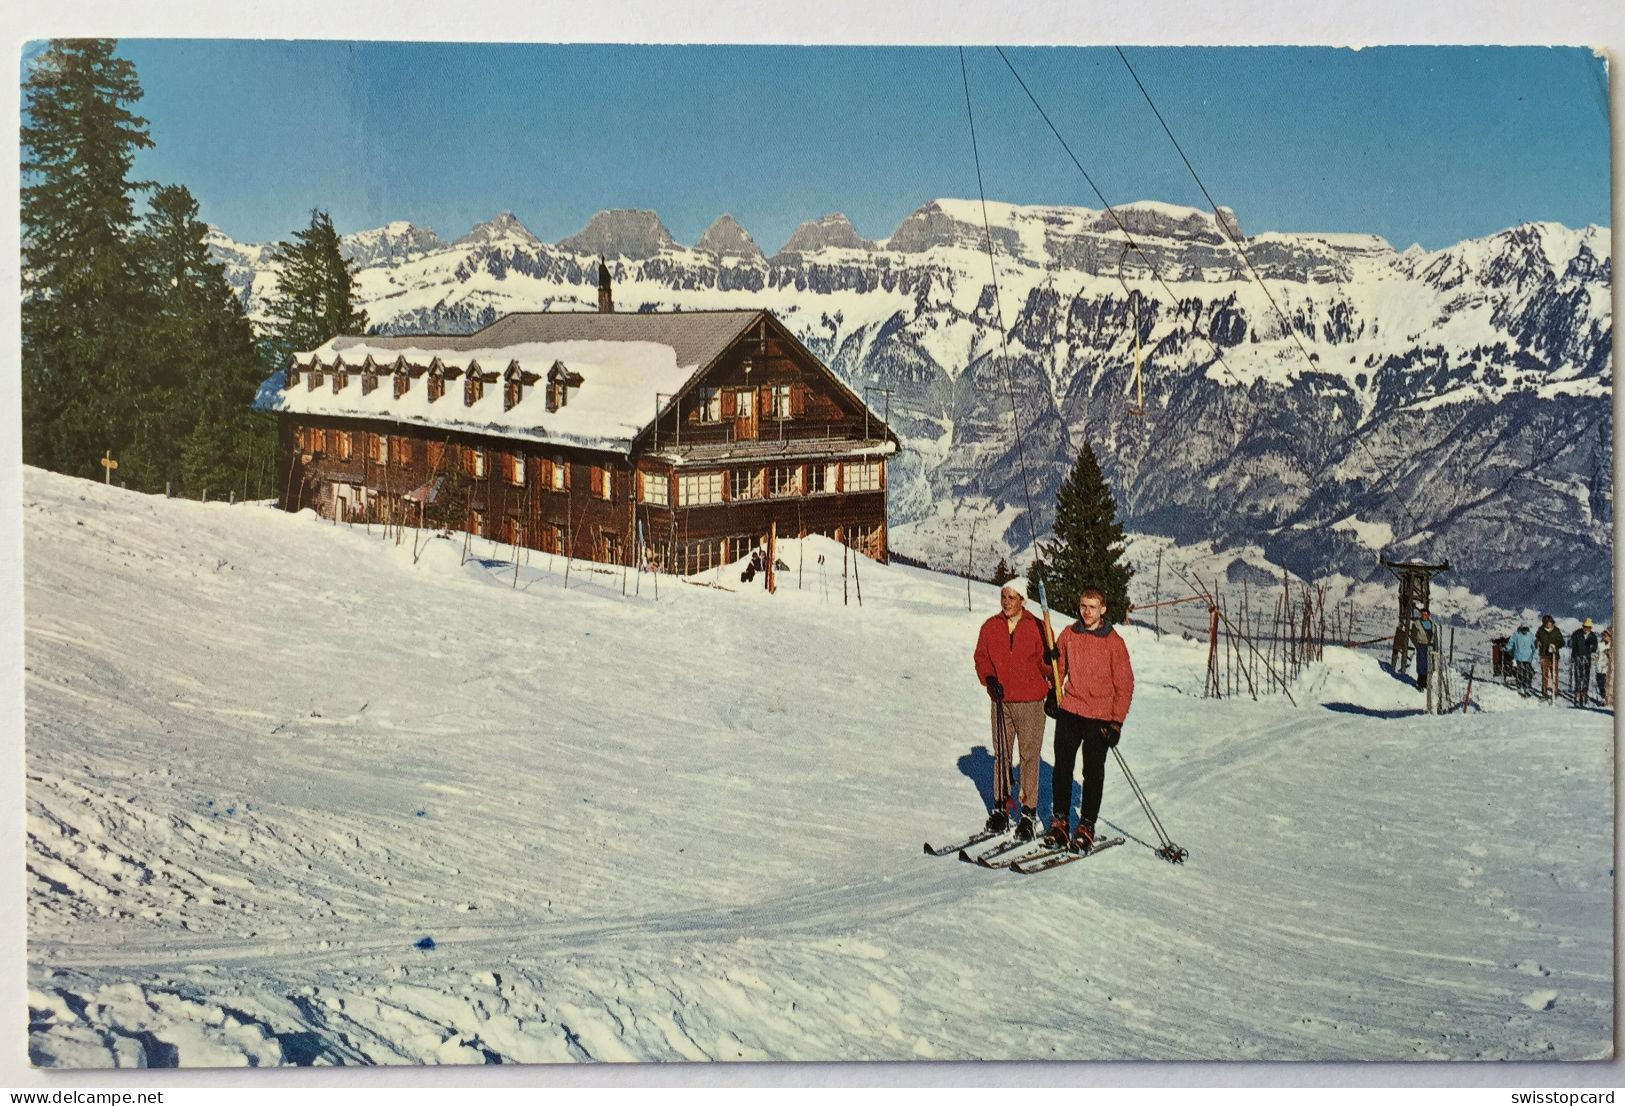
[921,829,1125,874]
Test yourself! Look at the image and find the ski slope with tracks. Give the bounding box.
[22,467,1614,1066]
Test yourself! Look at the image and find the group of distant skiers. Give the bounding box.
[1502,615,1612,706]
[972,583,1134,853]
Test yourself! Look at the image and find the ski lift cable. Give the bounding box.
[1110,46,1432,543]
[990,46,1307,533]
[982,47,1360,599]
[959,47,1044,563]
[992,47,1264,404]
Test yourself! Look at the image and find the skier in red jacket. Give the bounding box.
[973,583,1053,841]
[1044,587,1135,852]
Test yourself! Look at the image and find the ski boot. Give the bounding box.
[1070,821,1096,854]
[984,807,1010,834]
[1015,807,1037,842]
[1042,816,1069,849]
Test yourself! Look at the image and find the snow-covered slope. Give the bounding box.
[208,198,1613,617]
[24,467,1613,1066]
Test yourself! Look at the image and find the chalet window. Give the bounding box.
[287,366,302,389]
[547,381,566,411]
[725,536,754,563]
[336,431,353,461]
[733,389,754,419]
[426,442,445,470]
[550,458,567,491]
[334,370,348,393]
[729,468,763,501]
[469,447,487,478]
[676,537,724,574]
[503,516,524,545]
[471,508,486,537]
[308,368,323,391]
[678,472,723,506]
[591,466,613,500]
[464,374,484,406]
[427,373,444,402]
[770,465,800,497]
[845,461,882,492]
[371,433,389,465]
[394,371,409,399]
[504,378,521,411]
[509,453,526,487]
[807,463,838,495]
[362,373,377,396]
[395,438,412,466]
[306,428,322,454]
[769,384,792,419]
[639,471,669,506]
[697,388,721,423]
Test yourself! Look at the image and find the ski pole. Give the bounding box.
[1111,746,1188,864]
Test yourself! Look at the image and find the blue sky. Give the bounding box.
[23,41,1613,252]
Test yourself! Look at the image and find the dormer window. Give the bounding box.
[464,362,485,407]
[503,361,528,412]
[286,362,302,390]
[427,360,445,403]
[394,366,410,399]
[308,365,323,391]
[545,360,583,413]
[333,368,348,393]
[362,371,377,396]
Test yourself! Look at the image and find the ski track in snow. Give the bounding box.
[22,468,1614,1066]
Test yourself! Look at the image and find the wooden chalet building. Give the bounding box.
[260,295,898,575]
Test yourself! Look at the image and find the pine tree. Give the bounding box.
[263,210,370,372]
[1026,442,1134,623]
[990,557,1017,586]
[134,184,275,499]
[21,39,153,479]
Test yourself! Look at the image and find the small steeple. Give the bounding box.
[597,257,614,313]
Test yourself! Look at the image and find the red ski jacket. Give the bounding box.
[1056,621,1134,724]
[974,610,1052,703]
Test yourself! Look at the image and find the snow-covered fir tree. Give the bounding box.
[1027,442,1134,624]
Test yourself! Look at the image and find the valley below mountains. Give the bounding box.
[211,198,1614,618]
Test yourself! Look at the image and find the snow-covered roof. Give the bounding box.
[255,310,765,455]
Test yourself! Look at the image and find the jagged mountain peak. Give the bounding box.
[696,214,765,261]
[777,213,875,255]
[556,209,675,261]
[342,221,448,266]
[453,212,542,249]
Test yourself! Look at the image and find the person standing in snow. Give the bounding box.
[973,583,1053,841]
[1568,618,1598,707]
[1506,625,1537,696]
[1535,614,1565,701]
[1597,629,1612,707]
[1409,608,1439,692]
[1044,587,1134,852]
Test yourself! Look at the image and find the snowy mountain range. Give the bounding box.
[210,200,1614,616]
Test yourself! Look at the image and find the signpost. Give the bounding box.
[100,450,118,485]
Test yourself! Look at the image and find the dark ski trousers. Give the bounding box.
[1415,645,1430,689]
[1052,710,1112,832]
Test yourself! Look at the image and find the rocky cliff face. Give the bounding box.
[556,209,675,260]
[211,199,1613,616]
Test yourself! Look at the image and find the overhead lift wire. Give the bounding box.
[976,46,1376,605]
[1111,46,1431,544]
[959,47,1044,555]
